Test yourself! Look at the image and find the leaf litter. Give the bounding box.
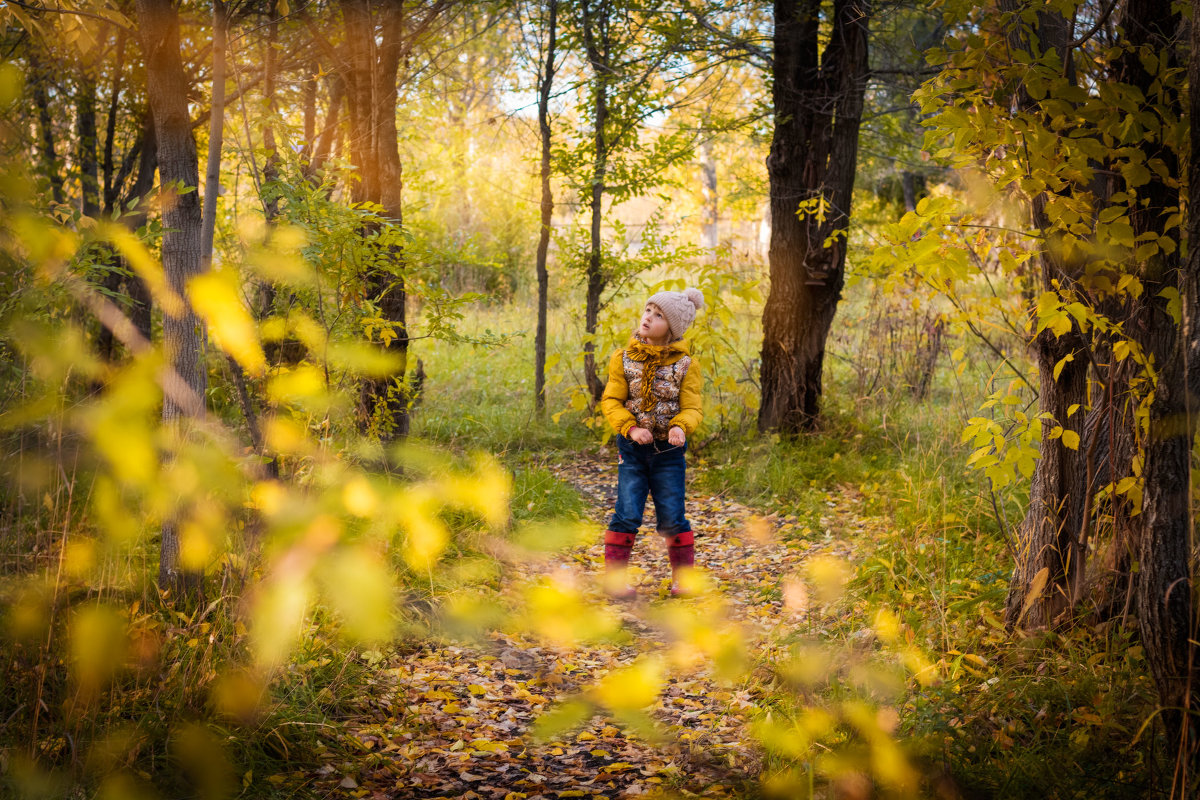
[319,449,871,798]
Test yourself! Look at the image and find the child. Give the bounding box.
[599,287,705,599]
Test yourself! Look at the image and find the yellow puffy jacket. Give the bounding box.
[600,337,703,439]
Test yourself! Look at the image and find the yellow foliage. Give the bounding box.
[69,604,126,691]
[103,224,183,318]
[319,546,396,642]
[342,475,379,517]
[179,504,228,572]
[873,607,901,646]
[591,657,664,712]
[188,270,267,375]
[398,486,449,570]
[251,572,311,668]
[520,576,620,645]
[805,555,852,604]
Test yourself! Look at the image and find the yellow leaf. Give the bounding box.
[251,572,311,667]
[592,657,663,711]
[1017,567,1050,626]
[1052,353,1073,381]
[103,224,183,317]
[318,546,396,643]
[189,270,267,375]
[1061,430,1080,450]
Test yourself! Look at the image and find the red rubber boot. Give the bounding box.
[604,531,638,600]
[666,531,695,597]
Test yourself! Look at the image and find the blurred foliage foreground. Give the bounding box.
[0,57,1170,800]
[0,36,935,794]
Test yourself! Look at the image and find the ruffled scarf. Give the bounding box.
[624,335,686,407]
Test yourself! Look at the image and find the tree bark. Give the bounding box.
[304,75,344,181]
[700,136,718,255]
[1119,0,1197,782]
[137,0,207,594]
[126,111,158,344]
[29,50,64,205]
[998,1,1094,630]
[76,75,101,218]
[758,0,870,433]
[580,0,611,403]
[201,0,227,271]
[534,0,558,414]
[102,29,127,214]
[340,0,414,441]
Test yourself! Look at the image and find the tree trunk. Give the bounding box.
[534,0,558,414]
[700,136,718,255]
[78,65,121,365]
[127,111,158,344]
[137,0,207,594]
[372,4,410,440]
[201,0,227,271]
[1003,324,1090,628]
[29,50,64,205]
[305,76,344,181]
[998,2,1094,630]
[340,0,412,441]
[1123,0,1197,783]
[581,0,611,403]
[102,29,127,214]
[900,170,917,212]
[303,58,317,159]
[256,2,282,319]
[758,0,870,433]
[76,75,101,217]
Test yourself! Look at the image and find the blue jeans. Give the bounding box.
[608,435,690,535]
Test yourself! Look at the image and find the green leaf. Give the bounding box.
[1121,162,1151,188]
[1159,287,1182,324]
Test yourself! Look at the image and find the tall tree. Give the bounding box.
[336,0,448,440]
[28,47,64,205]
[533,0,558,413]
[996,1,1091,630]
[579,0,613,402]
[1123,0,1198,782]
[566,0,698,400]
[136,0,207,592]
[758,0,871,432]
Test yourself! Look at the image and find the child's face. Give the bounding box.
[638,303,671,343]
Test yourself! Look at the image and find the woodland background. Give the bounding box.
[0,0,1198,797]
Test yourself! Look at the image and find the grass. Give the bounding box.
[680,354,1166,796]
[0,289,1174,799]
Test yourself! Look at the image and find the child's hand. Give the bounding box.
[668,426,686,446]
[628,427,653,444]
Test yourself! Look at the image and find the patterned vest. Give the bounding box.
[622,348,692,439]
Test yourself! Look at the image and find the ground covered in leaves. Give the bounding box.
[317,447,871,799]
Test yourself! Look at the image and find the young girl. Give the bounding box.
[599,287,705,599]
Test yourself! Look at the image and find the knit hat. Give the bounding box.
[645,287,705,340]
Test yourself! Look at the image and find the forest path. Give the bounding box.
[325,450,866,799]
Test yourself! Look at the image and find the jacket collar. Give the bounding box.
[626,335,690,361]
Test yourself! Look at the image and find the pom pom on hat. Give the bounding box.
[645,286,706,340]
